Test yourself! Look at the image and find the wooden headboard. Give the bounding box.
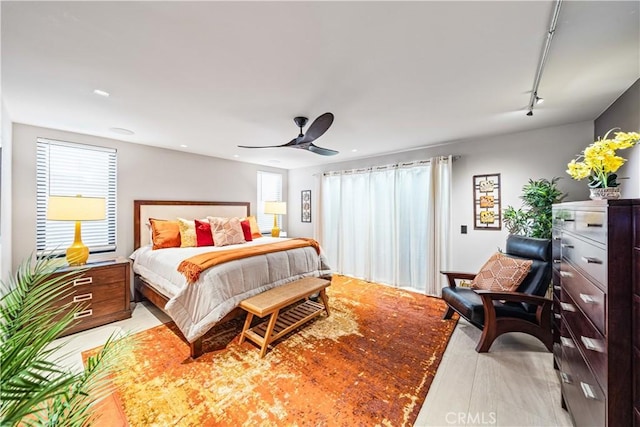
[133,200,251,250]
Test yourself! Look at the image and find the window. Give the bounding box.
[36,138,117,254]
[256,171,282,233]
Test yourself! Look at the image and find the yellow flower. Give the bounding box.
[566,128,640,188]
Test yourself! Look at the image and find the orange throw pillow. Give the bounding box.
[471,252,532,292]
[243,215,262,239]
[149,219,181,250]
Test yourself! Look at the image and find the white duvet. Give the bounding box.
[130,237,332,343]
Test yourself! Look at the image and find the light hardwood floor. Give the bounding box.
[54,302,573,427]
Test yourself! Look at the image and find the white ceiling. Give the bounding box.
[2,1,639,170]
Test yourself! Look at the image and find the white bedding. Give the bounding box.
[131,237,332,343]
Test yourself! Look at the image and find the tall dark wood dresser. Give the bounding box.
[552,199,638,427]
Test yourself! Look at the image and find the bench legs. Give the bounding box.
[260,309,281,358]
[239,312,254,345]
[319,289,330,316]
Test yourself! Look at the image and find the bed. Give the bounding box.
[131,200,332,358]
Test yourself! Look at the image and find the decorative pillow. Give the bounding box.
[177,218,197,248]
[149,219,181,250]
[208,217,246,247]
[243,215,262,239]
[240,219,253,242]
[194,219,214,247]
[471,253,533,292]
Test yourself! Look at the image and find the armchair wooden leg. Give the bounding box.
[476,323,497,353]
[443,306,455,320]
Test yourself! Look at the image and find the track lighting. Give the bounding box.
[525,0,562,116]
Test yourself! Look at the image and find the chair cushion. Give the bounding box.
[441,286,537,328]
[471,253,532,292]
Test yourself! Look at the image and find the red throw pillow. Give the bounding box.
[240,219,253,242]
[194,219,214,247]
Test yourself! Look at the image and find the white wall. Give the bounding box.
[288,121,593,274]
[10,123,288,270]
[1,101,13,282]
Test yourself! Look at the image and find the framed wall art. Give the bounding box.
[301,190,311,223]
[473,173,501,230]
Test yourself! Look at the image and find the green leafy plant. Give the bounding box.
[503,177,565,240]
[1,255,130,426]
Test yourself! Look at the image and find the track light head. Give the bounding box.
[526,110,533,116]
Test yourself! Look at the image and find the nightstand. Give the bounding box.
[50,258,132,337]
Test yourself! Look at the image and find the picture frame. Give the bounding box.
[301,190,311,223]
[473,173,501,230]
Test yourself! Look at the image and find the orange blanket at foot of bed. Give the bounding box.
[178,238,321,284]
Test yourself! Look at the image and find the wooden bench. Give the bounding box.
[239,277,331,358]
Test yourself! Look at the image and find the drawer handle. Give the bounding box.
[579,293,596,304]
[581,336,603,353]
[73,277,93,286]
[560,372,572,384]
[560,302,576,312]
[553,259,561,264]
[73,309,93,319]
[562,218,575,222]
[561,244,574,249]
[560,337,575,348]
[580,382,597,400]
[73,293,93,302]
[554,313,561,319]
[586,223,603,228]
[553,237,562,241]
[581,256,603,265]
[553,285,561,291]
[560,271,572,278]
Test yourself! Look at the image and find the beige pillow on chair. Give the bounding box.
[471,252,532,292]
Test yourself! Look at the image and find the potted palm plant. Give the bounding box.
[503,177,565,240]
[1,255,129,426]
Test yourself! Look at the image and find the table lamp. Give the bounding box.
[47,195,106,266]
[264,201,286,237]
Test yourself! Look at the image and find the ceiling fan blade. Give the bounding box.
[238,138,298,149]
[299,112,334,144]
[308,144,339,156]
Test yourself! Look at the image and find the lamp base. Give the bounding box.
[66,243,89,266]
[271,227,281,238]
[67,220,89,266]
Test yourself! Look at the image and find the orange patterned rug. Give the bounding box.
[86,275,458,426]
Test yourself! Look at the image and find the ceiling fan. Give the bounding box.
[238,112,338,156]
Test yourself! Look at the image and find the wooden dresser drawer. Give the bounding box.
[574,210,607,244]
[67,264,127,288]
[553,208,576,232]
[561,233,607,288]
[561,262,605,335]
[560,327,605,427]
[634,346,640,413]
[561,291,607,392]
[59,281,126,306]
[634,294,640,349]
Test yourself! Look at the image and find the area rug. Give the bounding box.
[86,275,458,426]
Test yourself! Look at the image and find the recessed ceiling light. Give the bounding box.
[93,89,110,97]
[233,154,240,158]
[109,127,134,135]
[180,144,188,148]
[351,149,358,152]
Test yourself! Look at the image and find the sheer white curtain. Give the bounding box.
[321,157,452,296]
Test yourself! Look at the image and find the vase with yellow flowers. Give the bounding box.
[566,129,640,200]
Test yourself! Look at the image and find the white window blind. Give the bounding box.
[36,138,117,254]
[257,171,282,233]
